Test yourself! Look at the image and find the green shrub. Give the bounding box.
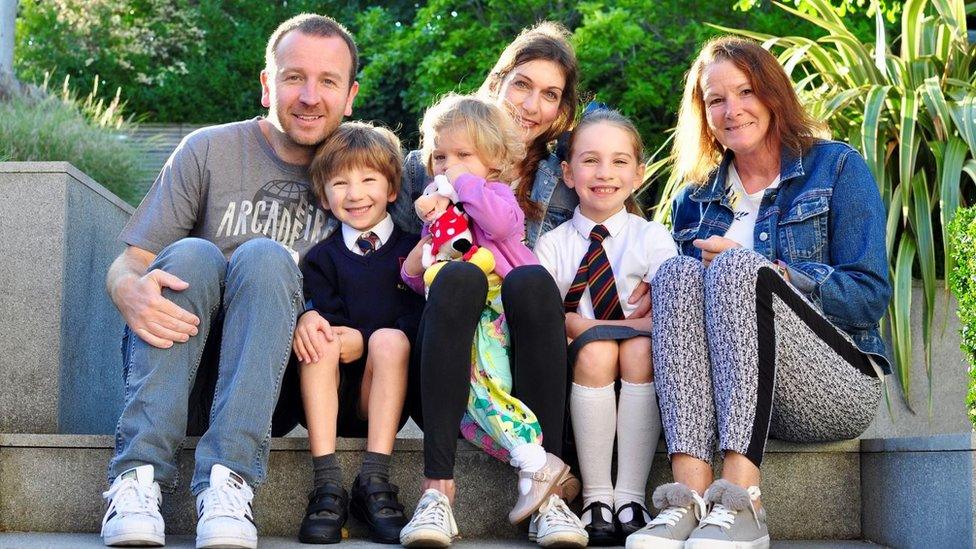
[948,206,976,429]
[0,75,143,204]
[16,0,879,145]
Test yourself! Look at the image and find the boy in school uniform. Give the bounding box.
[290,121,424,544]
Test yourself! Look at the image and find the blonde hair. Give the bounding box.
[309,121,403,206]
[478,21,579,220]
[565,109,644,217]
[674,36,827,184]
[420,94,525,184]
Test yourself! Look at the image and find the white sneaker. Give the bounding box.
[399,489,459,547]
[195,464,257,549]
[101,465,165,547]
[528,494,588,548]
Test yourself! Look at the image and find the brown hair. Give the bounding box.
[265,13,359,88]
[478,21,579,220]
[309,121,403,206]
[565,109,644,217]
[420,94,525,184]
[673,36,827,184]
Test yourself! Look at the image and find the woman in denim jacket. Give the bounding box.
[394,23,592,547]
[626,37,891,549]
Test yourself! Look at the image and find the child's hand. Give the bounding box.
[334,326,364,363]
[404,236,431,277]
[293,310,334,363]
[565,312,587,339]
[444,164,469,184]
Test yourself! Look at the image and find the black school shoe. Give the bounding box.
[582,501,619,546]
[299,482,349,544]
[349,474,407,544]
[615,501,651,540]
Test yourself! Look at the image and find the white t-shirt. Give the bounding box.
[535,207,678,319]
[340,213,394,255]
[723,164,780,249]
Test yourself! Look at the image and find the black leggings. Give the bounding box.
[409,262,569,479]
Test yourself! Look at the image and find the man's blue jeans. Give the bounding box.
[107,237,303,494]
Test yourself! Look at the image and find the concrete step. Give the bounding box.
[0,532,889,548]
[0,434,861,540]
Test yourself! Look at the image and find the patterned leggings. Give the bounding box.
[651,249,881,467]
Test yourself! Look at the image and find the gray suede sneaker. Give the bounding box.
[685,480,769,549]
[625,483,707,549]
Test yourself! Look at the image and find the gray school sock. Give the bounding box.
[359,451,392,482]
[614,380,660,522]
[312,453,342,488]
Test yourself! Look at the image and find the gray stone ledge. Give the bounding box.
[0,161,135,214]
[0,433,859,454]
[860,432,976,453]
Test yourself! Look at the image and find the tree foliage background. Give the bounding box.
[13,0,880,149]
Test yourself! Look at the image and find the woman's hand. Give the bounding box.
[693,236,742,267]
[626,281,652,319]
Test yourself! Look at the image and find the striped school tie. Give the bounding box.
[563,224,624,320]
[355,231,380,255]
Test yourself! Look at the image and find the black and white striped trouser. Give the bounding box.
[651,249,881,467]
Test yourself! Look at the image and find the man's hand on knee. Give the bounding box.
[119,269,200,348]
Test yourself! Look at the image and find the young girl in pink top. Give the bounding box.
[400,94,583,547]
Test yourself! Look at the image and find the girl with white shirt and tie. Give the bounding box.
[535,110,678,546]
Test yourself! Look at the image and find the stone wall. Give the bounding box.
[0,162,132,434]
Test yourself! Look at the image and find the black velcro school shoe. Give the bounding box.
[298,482,349,544]
[349,474,407,544]
[615,500,651,540]
[582,501,619,546]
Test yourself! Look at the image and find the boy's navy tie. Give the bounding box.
[356,231,380,255]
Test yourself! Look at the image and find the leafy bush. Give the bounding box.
[0,74,143,204]
[948,206,976,429]
[16,0,877,149]
[355,0,878,151]
[14,0,415,124]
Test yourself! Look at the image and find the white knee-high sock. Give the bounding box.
[571,382,616,525]
[614,380,660,523]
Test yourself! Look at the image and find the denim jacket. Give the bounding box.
[670,140,892,373]
[526,152,578,248]
[391,149,578,249]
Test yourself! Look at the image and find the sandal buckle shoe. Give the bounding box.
[556,470,581,504]
[508,453,570,525]
[581,501,618,547]
[298,482,349,544]
[615,501,651,539]
[686,480,769,549]
[349,474,407,544]
[626,483,707,549]
[528,494,588,548]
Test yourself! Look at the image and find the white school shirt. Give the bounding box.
[722,163,780,250]
[535,207,678,319]
[340,213,394,255]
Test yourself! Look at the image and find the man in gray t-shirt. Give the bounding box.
[100,14,359,549]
